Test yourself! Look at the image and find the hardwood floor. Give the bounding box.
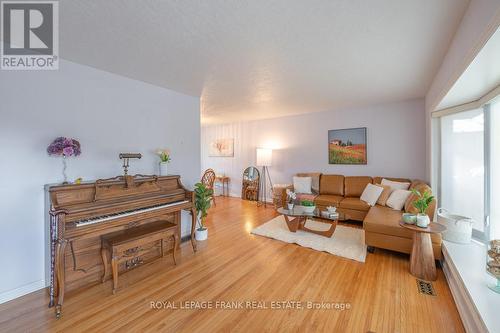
[0,197,464,332]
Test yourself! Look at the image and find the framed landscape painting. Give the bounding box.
[328,127,367,164]
[209,138,234,157]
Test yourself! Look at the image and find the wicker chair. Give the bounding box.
[201,168,217,207]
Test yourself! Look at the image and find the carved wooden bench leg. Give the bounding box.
[111,256,118,295]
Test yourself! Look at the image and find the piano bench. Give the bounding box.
[100,220,179,294]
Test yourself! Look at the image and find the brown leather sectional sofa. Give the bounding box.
[282,174,441,259]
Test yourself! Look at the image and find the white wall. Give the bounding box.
[0,59,200,303]
[202,99,426,197]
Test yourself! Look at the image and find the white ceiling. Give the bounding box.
[59,0,469,124]
[437,27,500,110]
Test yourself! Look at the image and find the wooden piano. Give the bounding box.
[47,174,197,318]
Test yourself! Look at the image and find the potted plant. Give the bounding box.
[300,200,316,214]
[411,188,435,228]
[156,149,171,176]
[194,182,213,241]
[286,189,297,210]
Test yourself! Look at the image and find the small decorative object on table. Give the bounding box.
[326,206,337,214]
[156,149,171,176]
[47,137,81,184]
[411,188,434,228]
[300,200,316,213]
[286,189,296,210]
[487,239,500,293]
[194,182,213,241]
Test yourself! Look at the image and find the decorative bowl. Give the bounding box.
[402,213,417,224]
[302,205,316,214]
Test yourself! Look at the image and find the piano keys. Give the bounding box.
[47,174,197,318]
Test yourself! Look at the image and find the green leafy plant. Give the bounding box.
[194,182,213,231]
[301,200,315,207]
[411,189,434,214]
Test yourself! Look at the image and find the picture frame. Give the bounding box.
[328,127,367,165]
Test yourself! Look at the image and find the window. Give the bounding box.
[440,109,485,237]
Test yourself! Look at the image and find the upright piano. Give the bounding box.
[47,174,197,318]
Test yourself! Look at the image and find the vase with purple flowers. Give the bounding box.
[47,137,81,184]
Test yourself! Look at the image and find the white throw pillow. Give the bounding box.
[381,178,411,191]
[360,183,384,207]
[386,189,412,210]
[293,176,312,194]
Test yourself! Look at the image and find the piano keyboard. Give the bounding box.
[75,200,189,227]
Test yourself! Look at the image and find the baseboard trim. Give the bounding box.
[0,279,46,305]
[442,246,488,333]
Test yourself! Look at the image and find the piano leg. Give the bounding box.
[190,207,197,252]
[55,239,67,319]
[172,234,178,265]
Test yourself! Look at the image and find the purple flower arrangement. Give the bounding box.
[47,137,81,157]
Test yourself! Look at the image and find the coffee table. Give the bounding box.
[399,221,446,281]
[276,206,348,237]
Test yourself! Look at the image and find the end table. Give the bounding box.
[399,221,446,281]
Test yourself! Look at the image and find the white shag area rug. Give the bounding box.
[251,215,367,262]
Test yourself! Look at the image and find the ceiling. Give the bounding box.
[59,0,470,124]
[437,27,500,110]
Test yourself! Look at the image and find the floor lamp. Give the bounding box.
[256,148,273,208]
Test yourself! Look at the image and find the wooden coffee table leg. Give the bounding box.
[410,231,437,281]
[300,219,338,237]
[284,215,302,232]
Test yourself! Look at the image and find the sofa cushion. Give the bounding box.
[360,183,384,206]
[344,176,372,197]
[315,194,344,207]
[364,206,441,243]
[386,189,412,210]
[375,184,391,206]
[373,177,412,185]
[319,175,344,196]
[381,178,411,191]
[339,197,370,211]
[297,173,321,194]
[293,176,312,194]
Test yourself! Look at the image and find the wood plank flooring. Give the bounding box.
[0,197,464,332]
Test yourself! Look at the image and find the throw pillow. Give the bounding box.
[374,184,392,206]
[381,178,411,191]
[293,176,312,194]
[386,189,412,210]
[360,183,384,207]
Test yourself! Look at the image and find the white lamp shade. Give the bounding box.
[256,148,273,166]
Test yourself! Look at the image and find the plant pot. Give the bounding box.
[159,162,168,176]
[287,203,294,210]
[195,228,208,241]
[416,213,430,228]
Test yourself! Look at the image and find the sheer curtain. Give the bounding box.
[440,108,484,233]
[491,100,500,240]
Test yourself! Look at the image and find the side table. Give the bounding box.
[399,221,446,281]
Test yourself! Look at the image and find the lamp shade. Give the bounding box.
[256,148,272,166]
